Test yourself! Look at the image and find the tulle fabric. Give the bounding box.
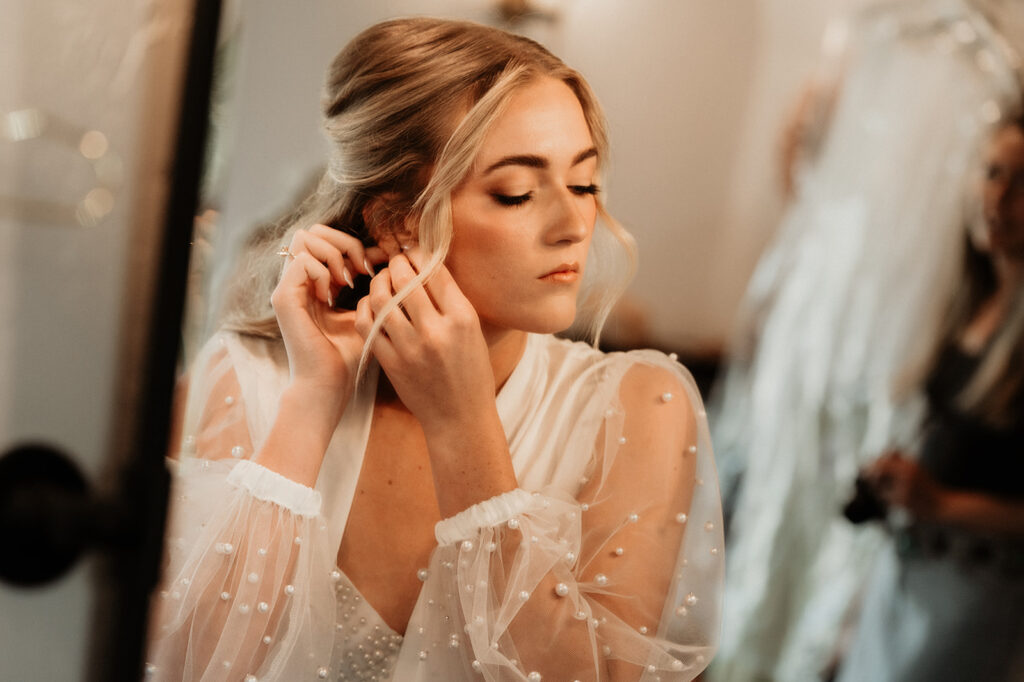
[146,332,723,681]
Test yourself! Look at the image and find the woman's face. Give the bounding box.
[981,124,1024,261]
[446,76,599,336]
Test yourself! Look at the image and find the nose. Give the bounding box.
[543,188,591,245]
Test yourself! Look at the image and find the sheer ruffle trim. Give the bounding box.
[226,459,323,517]
[435,488,537,546]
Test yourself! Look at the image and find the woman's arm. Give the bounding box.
[394,360,722,681]
[866,451,1024,536]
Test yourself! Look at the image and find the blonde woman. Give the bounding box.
[147,18,722,682]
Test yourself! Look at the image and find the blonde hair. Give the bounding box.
[221,17,636,361]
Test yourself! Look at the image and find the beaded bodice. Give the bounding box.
[332,571,403,682]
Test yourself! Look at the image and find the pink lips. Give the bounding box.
[540,262,580,283]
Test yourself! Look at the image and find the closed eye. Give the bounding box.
[570,184,600,196]
[492,192,532,207]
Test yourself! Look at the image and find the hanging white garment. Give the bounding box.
[145,330,724,681]
[708,1,1021,680]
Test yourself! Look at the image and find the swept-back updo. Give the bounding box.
[222,17,636,347]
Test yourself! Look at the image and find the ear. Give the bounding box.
[362,194,418,255]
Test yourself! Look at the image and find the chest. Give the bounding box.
[336,402,441,634]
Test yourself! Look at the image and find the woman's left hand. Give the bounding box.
[354,247,496,434]
[866,451,948,521]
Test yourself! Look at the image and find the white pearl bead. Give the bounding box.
[660,392,673,403]
[602,645,612,656]
[688,444,697,454]
[618,436,627,445]
[417,568,429,581]
[639,625,648,634]
[231,445,244,458]
[672,659,684,670]
[224,395,235,405]
[595,573,608,586]
[581,503,590,511]
[244,675,256,682]
[257,601,269,613]
[574,610,588,620]
[284,584,295,596]
[293,536,302,545]
[317,667,328,678]
[461,540,474,552]
[565,551,576,564]
[238,603,250,615]
[668,352,679,362]
[676,606,688,616]
[331,570,342,581]
[528,673,542,682]
[711,547,720,555]
[614,547,624,556]
[144,663,157,675]
[472,659,482,672]
[485,542,497,552]
[263,635,272,644]
[627,513,639,523]
[257,547,267,556]
[247,572,259,584]
[685,593,698,606]
[647,664,657,673]
[517,590,530,601]
[704,521,715,532]
[676,513,688,524]
[554,582,569,597]
[418,650,428,660]
[507,518,520,530]
[219,591,230,601]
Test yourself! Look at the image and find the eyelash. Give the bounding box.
[491,184,601,207]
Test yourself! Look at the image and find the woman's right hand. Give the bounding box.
[270,224,386,420]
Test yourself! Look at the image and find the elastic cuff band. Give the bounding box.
[226,459,323,517]
[435,488,537,545]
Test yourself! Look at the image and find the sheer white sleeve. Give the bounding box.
[145,334,338,682]
[396,355,723,681]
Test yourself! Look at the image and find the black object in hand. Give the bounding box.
[843,474,888,524]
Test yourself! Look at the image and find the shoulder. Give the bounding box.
[533,335,701,420]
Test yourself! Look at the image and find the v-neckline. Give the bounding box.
[315,334,539,636]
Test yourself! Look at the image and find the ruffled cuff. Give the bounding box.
[434,488,541,545]
[225,459,323,517]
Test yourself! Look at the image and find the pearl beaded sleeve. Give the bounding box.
[146,338,338,682]
[394,358,723,681]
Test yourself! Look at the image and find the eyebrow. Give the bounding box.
[483,147,598,175]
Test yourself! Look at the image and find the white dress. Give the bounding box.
[709,1,1023,679]
[145,331,723,681]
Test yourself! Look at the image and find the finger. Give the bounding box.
[307,224,383,276]
[355,293,400,368]
[387,254,438,324]
[418,255,466,314]
[292,252,333,307]
[291,230,354,289]
[368,269,414,343]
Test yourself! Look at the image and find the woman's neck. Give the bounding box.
[480,327,528,393]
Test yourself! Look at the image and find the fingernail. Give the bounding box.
[363,258,375,275]
[327,291,334,308]
[400,243,411,252]
[343,268,355,288]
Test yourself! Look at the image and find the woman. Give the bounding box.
[146,17,722,682]
[836,117,1024,682]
